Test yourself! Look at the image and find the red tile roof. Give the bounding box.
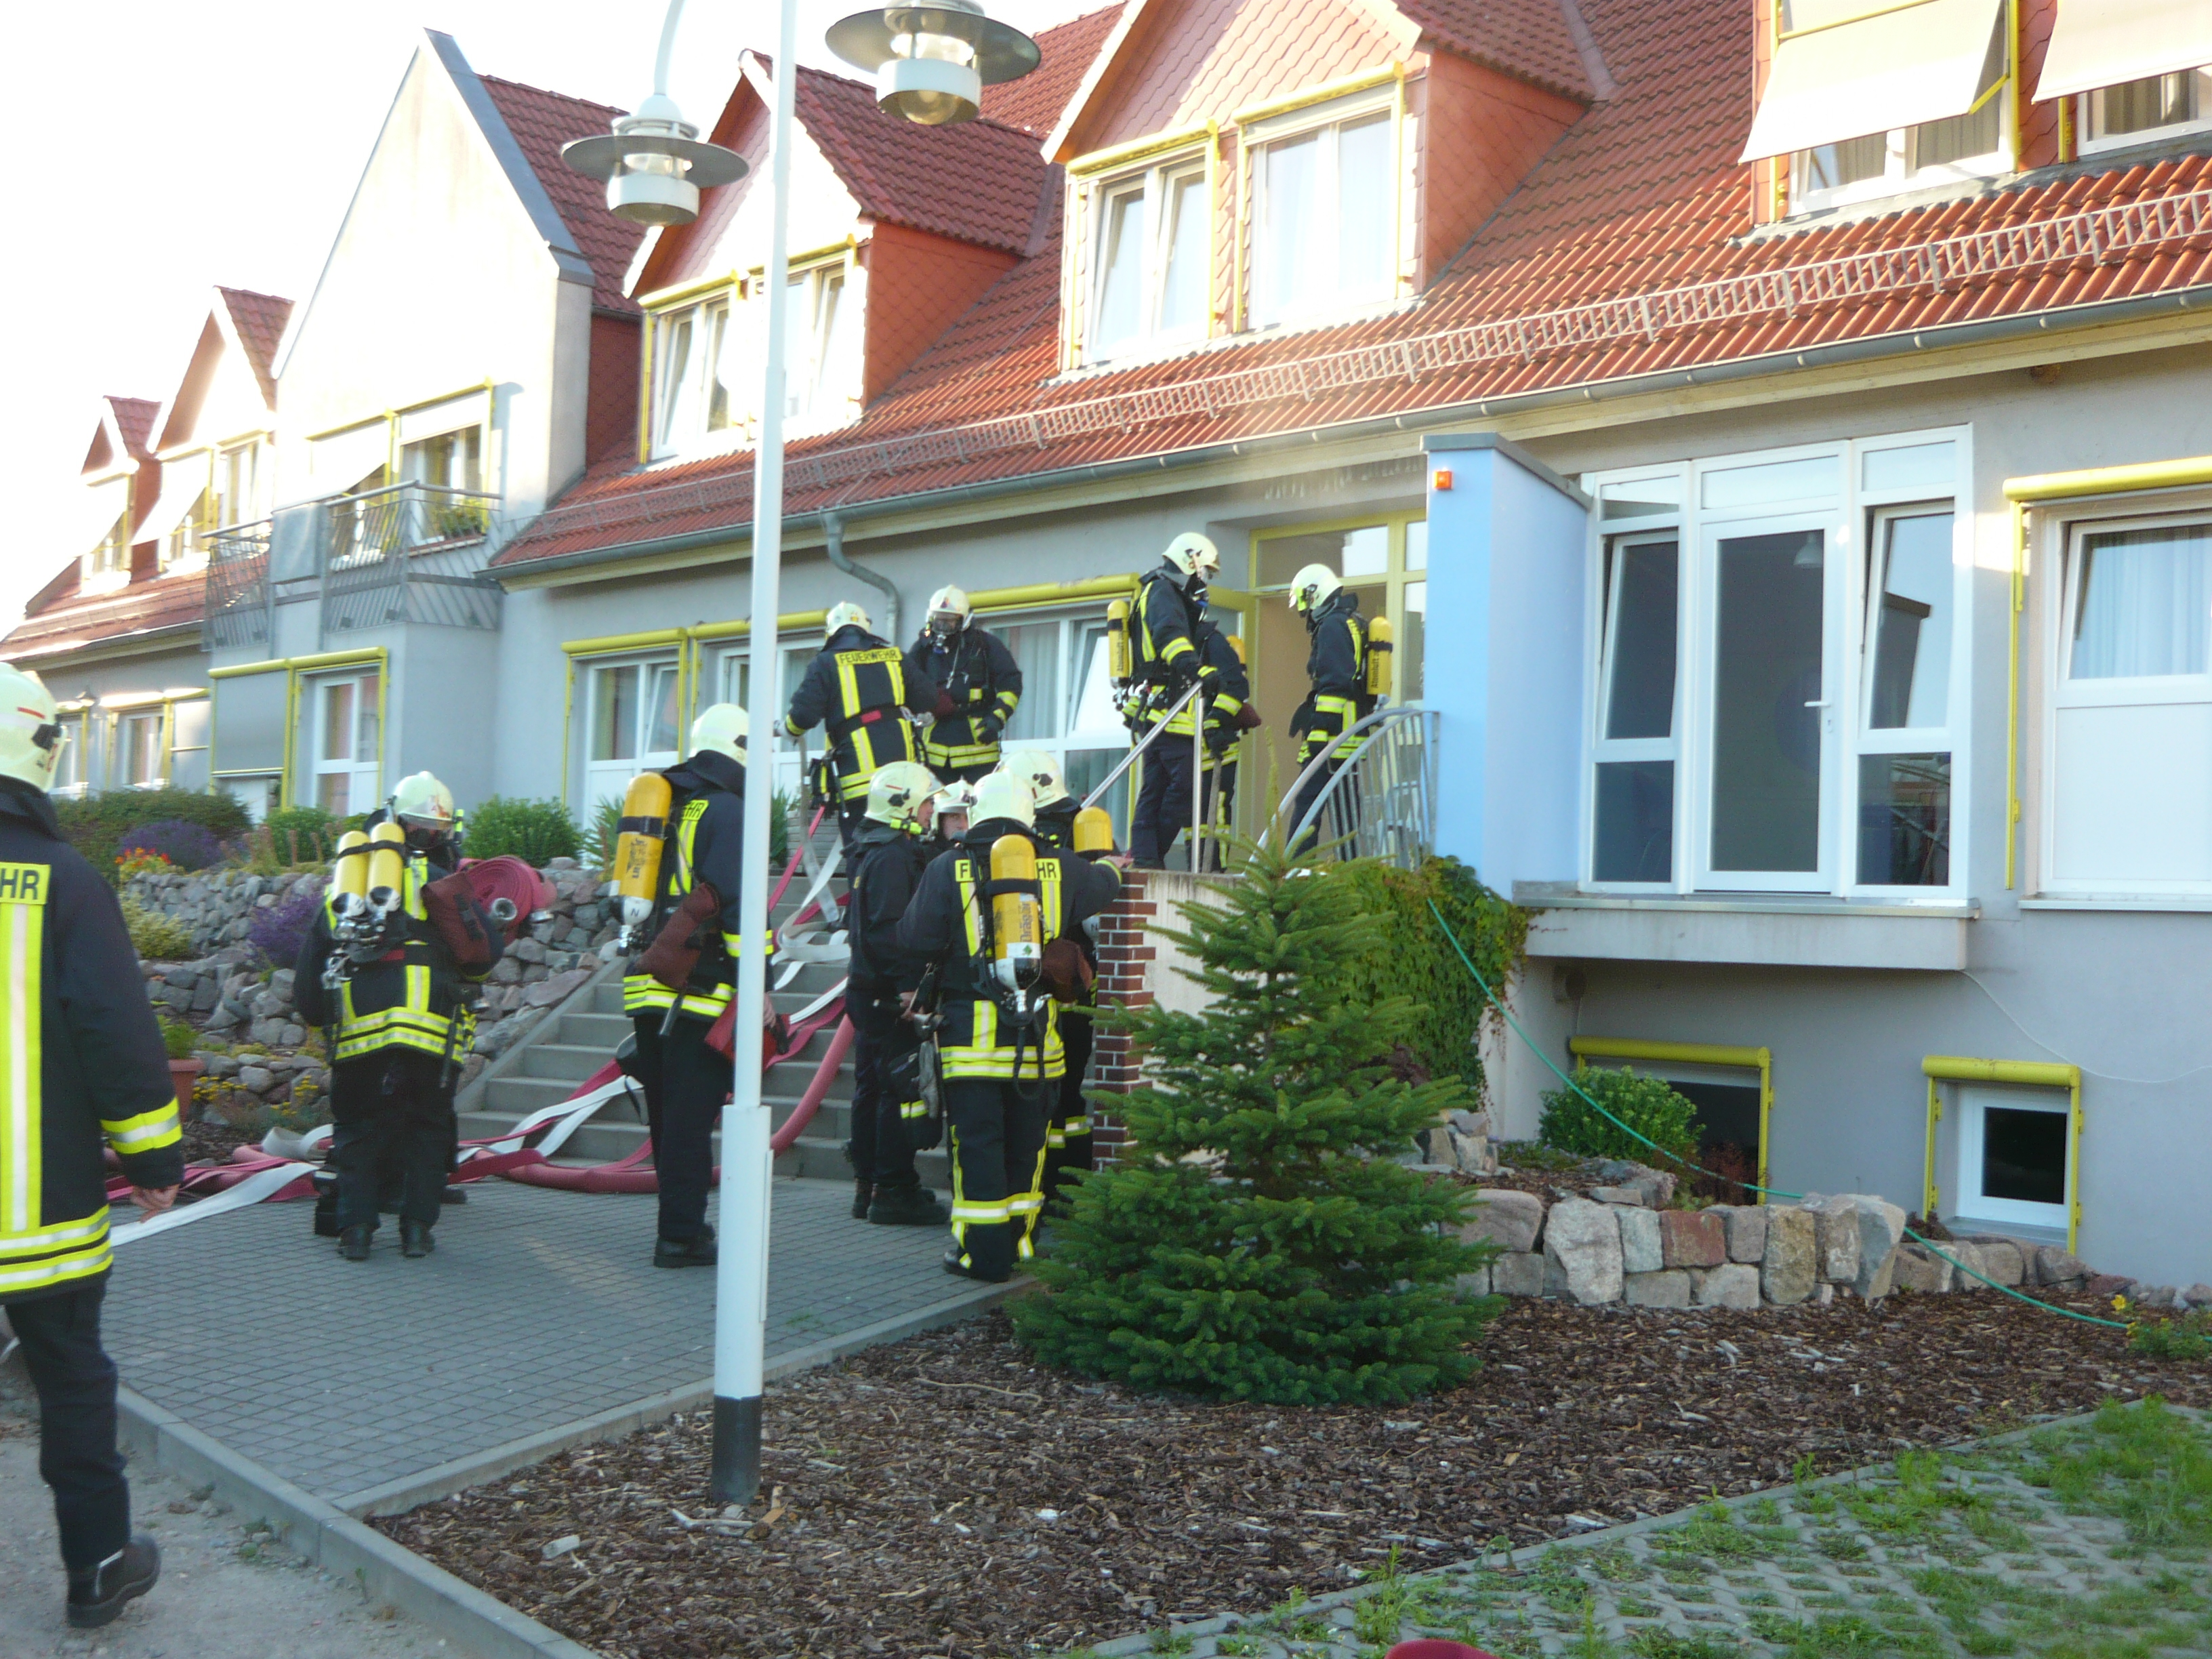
[108,397,159,463]
[797,66,1052,255]
[216,287,293,406]
[1393,0,1589,101]
[497,0,2212,569]
[1,569,205,664]
[980,4,1125,136]
[480,75,650,314]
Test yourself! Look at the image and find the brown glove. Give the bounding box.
[1040,935,1094,1004]
[637,884,722,991]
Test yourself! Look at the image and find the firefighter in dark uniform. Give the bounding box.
[783,600,940,866]
[906,585,1022,783]
[998,750,1106,1208]
[614,703,752,1267]
[1126,533,1223,868]
[295,771,498,1263]
[0,661,182,1629]
[1286,563,1371,856]
[844,760,945,1227]
[895,771,1122,1282]
[1193,619,1251,872]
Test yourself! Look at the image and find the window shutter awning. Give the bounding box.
[131,470,204,552]
[2034,0,2212,102]
[1738,0,2009,163]
[211,669,289,777]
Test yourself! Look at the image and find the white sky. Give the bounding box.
[0,0,1089,630]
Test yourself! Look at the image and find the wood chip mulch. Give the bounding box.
[377,1292,2211,1659]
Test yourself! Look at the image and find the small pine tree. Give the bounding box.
[1012,838,1501,1405]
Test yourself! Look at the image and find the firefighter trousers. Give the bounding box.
[628,1012,733,1243]
[945,1078,1048,1281]
[331,1048,455,1231]
[3,1281,130,1572]
[1042,1010,1094,1208]
[1129,732,1197,865]
[849,991,924,1189]
[1289,756,1352,859]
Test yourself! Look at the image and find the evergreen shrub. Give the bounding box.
[465,796,580,865]
[121,898,195,961]
[1333,856,1525,1088]
[261,805,344,864]
[1012,839,1502,1406]
[55,788,249,882]
[1538,1065,1702,1168]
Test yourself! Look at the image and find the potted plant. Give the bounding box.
[161,1018,206,1122]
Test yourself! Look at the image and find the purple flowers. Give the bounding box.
[116,819,225,872]
[249,890,323,970]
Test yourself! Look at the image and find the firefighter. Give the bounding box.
[615,703,752,1267]
[906,586,1022,782]
[295,772,498,1263]
[844,760,945,1227]
[1195,620,1252,872]
[783,601,940,866]
[929,780,976,851]
[1126,533,1223,869]
[998,750,1105,1209]
[0,663,182,1629]
[895,771,1121,1282]
[1286,564,1370,856]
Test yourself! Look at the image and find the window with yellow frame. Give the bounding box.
[1250,512,1427,702]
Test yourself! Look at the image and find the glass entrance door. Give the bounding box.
[1700,520,1836,889]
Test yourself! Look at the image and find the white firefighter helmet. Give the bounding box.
[967,769,1035,831]
[926,585,972,635]
[1288,562,1343,615]
[825,600,874,638]
[997,748,1068,808]
[0,662,64,794]
[864,760,939,831]
[930,779,976,833]
[690,702,750,766]
[1162,532,1221,582]
[392,771,457,832]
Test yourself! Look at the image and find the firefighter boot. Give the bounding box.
[338,1224,374,1262]
[66,1536,161,1629]
[852,1179,874,1221]
[867,1182,943,1226]
[401,1219,436,1258]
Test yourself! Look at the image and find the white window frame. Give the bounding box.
[1578,429,1974,900]
[1244,85,1402,331]
[1946,1082,2072,1235]
[115,710,165,790]
[2078,66,2212,155]
[1079,151,1211,366]
[1588,523,1685,886]
[715,637,817,804]
[783,259,862,433]
[649,287,752,462]
[309,671,382,818]
[580,656,683,815]
[1788,94,2010,214]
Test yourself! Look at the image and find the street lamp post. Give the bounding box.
[569,0,1039,1510]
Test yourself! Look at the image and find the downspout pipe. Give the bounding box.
[821,512,899,643]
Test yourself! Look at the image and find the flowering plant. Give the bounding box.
[115,848,175,879]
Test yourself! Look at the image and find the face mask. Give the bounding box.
[930,615,960,640]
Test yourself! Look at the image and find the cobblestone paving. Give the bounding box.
[1097,1402,2212,1659]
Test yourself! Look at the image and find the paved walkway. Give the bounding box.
[101,1176,996,1515]
[1098,1402,2212,1658]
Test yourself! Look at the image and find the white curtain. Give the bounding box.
[2070,525,2212,680]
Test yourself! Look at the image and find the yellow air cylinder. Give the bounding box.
[1072,806,1114,857]
[365,819,406,911]
[331,830,371,903]
[1227,633,1246,664]
[1365,615,1394,698]
[1106,598,1132,685]
[614,771,673,928]
[988,833,1042,994]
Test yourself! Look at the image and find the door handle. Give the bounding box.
[1803,699,1831,708]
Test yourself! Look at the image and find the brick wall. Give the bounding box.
[1083,868,1228,1164]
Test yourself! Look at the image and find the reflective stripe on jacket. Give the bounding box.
[908,626,1021,773]
[786,626,939,800]
[321,860,476,1063]
[623,762,755,1018]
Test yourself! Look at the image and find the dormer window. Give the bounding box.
[2083,66,2212,150]
[784,258,861,426]
[79,476,132,594]
[1792,96,2003,205]
[651,287,750,458]
[1248,107,1393,327]
[1084,152,1210,363]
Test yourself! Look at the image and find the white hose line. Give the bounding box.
[109,1162,318,1247]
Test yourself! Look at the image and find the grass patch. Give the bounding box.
[2022,1396,2212,1550]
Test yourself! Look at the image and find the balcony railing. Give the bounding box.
[1269,705,1439,871]
[199,482,504,653]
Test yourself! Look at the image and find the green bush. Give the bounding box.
[54,788,250,883]
[159,1017,199,1060]
[580,795,623,878]
[1332,855,1525,1091]
[1539,1064,1702,1168]
[121,898,197,961]
[260,805,344,864]
[465,796,581,865]
[1012,838,1500,1405]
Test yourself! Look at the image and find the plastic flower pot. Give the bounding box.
[169,1058,207,1122]
[1387,1643,1494,1659]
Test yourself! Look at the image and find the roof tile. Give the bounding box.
[980,4,1125,135]
[479,75,650,313]
[1393,0,1589,100]
[1,569,205,663]
[216,287,293,405]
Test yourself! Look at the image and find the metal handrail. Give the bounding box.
[1079,682,1202,809]
[1269,704,1438,869]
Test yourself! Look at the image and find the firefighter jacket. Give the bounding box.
[1128,565,1218,728]
[294,827,499,1065]
[905,626,1021,774]
[1166,619,1250,749]
[618,750,750,1020]
[787,625,940,801]
[894,823,1120,1083]
[1293,591,1370,764]
[0,781,184,1303]
[847,823,931,995]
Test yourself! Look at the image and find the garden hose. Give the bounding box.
[1425,901,2127,1332]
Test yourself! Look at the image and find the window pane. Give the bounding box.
[1868,511,1952,727]
[784,278,811,417]
[817,272,859,409]
[1068,625,1120,735]
[1603,538,1678,740]
[354,674,380,762]
[705,303,734,432]
[2070,523,2212,678]
[1801,133,1886,190]
[999,620,1064,741]
[2099,70,2196,136]
[1337,115,1392,300]
[1061,747,1130,842]
[1404,519,1427,570]
[1258,525,1388,587]
[1595,760,1673,882]
[1158,172,1208,336]
[1710,529,1825,873]
[321,682,354,762]
[1600,476,1683,521]
[1982,1105,2066,1205]
[1254,130,1320,324]
[1700,455,1840,510]
[318,772,350,816]
[1094,188,1145,352]
[1858,752,1950,886]
[1862,442,1954,493]
[659,313,696,443]
[1402,580,1425,702]
[592,665,639,762]
[646,664,679,755]
[1912,98,1999,167]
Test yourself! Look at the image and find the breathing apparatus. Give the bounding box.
[971,771,1044,1011]
[1365,614,1394,699]
[613,771,673,952]
[323,818,409,993]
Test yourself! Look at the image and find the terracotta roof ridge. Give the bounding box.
[474,70,623,121]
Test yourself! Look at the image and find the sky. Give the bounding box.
[0,0,1090,630]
